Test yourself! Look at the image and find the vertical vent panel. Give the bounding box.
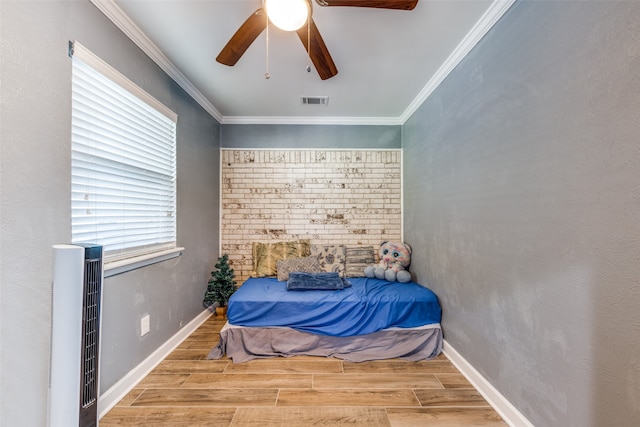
[80,256,101,408]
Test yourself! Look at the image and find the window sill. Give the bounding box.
[104,247,184,278]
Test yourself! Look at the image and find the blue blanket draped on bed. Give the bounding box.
[287,272,351,290]
[227,277,441,337]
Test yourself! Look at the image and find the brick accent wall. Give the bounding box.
[221,149,402,282]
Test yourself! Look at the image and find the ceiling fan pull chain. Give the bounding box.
[265,5,271,79]
[306,16,311,73]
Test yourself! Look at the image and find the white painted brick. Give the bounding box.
[221,149,402,282]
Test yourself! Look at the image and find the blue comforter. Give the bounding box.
[227,277,441,337]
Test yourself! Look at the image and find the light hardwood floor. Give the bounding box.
[101,316,506,426]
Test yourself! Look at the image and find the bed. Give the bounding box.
[208,276,443,363]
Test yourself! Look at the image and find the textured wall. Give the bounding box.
[221,149,401,282]
[0,2,220,425]
[403,1,640,426]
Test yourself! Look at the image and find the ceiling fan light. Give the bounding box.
[265,0,309,32]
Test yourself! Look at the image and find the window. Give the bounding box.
[70,41,179,267]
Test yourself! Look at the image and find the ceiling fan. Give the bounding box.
[216,0,419,80]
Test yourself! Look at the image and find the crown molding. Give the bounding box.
[220,115,403,126]
[92,0,514,127]
[90,0,224,123]
[399,0,516,124]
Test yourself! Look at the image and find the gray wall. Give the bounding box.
[0,1,220,426]
[403,1,640,426]
[221,124,401,149]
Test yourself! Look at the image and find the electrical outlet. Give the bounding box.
[141,314,150,336]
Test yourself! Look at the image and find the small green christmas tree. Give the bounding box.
[203,254,237,308]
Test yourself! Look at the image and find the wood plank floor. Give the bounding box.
[101,316,506,426]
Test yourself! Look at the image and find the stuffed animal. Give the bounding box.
[364,241,412,283]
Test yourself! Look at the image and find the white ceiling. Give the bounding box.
[101,0,513,124]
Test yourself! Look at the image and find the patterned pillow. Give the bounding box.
[276,256,322,281]
[345,246,375,277]
[251,240,310,277]
[310,244,346,277]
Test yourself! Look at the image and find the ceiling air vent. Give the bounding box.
[301,96,329,106]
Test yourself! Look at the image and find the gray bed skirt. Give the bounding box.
[208,322,443,363]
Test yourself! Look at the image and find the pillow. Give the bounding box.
[276,256,322,281]
[310,244,346,277]
[345,245,375,277]
[251,239,310,277]
[287,272,351,291]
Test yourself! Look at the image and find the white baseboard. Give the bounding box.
[98,309,213,418]
[442,340,534,427]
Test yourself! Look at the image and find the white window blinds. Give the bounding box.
[70,41,178,262]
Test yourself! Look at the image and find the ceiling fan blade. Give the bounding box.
[316,0,418,10]
[216,8,267,66]
[296,19,338,80]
